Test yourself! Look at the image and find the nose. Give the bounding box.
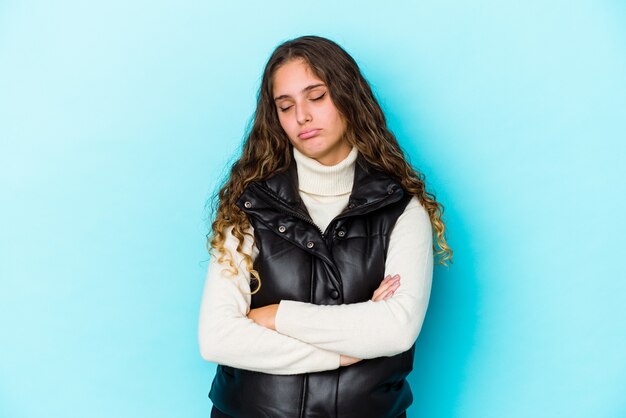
[295,101,312,125]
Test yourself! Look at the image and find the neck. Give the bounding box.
[292,146,358,196]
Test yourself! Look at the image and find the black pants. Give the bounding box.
[211,405,407,418]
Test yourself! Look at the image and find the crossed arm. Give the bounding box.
[247,273,402,366]
[198,196,433,374]
[198,247,340,374]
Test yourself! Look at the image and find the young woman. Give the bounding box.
[198,35,452,418]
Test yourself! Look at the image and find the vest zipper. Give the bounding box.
[280,205,325,238]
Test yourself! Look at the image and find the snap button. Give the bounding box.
[337,230,345,237]
[244,201,252,208]
[330,290,340,299]
[278,225,286,233]
[347,202,355,209]
[387,186,395,195]
[306,241,315,249]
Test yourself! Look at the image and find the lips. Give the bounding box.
[298,129,321,139]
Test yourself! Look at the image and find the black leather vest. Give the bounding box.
[209,153,414,418]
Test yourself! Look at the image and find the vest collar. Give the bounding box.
[248,147,405,217]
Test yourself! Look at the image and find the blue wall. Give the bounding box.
[1,1,625,417]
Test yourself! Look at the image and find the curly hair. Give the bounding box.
[206,35,452,293]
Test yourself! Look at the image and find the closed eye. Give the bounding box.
[278,92,327,113]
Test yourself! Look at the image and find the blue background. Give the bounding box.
[1,1,625,417]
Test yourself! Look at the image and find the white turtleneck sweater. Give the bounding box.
[198,147,433,375]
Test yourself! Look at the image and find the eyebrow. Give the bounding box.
[273,83,326,102]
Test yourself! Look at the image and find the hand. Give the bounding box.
[340,354,362,367]
[247,304,279,330]
[371,274,400,302]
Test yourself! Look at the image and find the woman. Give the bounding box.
[198,35,452,418]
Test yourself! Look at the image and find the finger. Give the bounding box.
[376,284,400,301]
[379,282,401,300]
[372,280,401,301]
[379,274,399,287]
[383,290,395,300]
[371,279,397,300]
[371,276,400,299]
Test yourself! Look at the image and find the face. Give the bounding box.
[272,58,351,166]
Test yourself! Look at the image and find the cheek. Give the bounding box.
[278,114,295,135]
[331,113,346,133]
[276,113,287,130]
[329,108,343,127]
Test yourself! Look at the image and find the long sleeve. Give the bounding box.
[198,225,341,375]
[274,196,434,359]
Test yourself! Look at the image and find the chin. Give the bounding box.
[293,143,321,156]
[302,148,327,160]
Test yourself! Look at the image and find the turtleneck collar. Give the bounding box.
[292,146,358,196]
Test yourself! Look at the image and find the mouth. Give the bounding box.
[298,129,321,139]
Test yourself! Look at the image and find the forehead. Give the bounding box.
[272,59,324,95]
